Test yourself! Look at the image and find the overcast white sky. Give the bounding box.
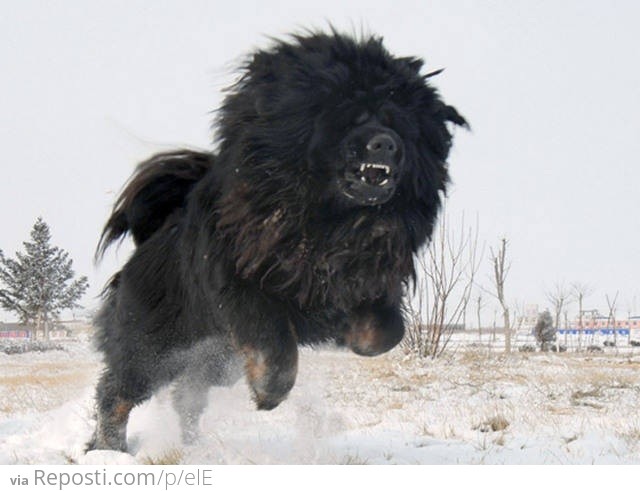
[1,0,638,322]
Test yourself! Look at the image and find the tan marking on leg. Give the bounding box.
[242,347,268,384]
[111,398,134,425]
[346,315,388,355]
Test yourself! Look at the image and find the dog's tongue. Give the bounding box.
[362,167,386,185]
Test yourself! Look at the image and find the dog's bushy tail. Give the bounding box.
[96,149,213,261]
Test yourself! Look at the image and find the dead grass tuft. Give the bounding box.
[570,388,604,409]
[474,415,510,433]
[387,401,404,410]
[341,453,369,465]
[454,349,496,367]
[391,384,413,392]
[615,420,640,447]
[141,448,183,465]
[63,453,77,464]
[493,433,506,446]
[0,372,87,388]
[571,388,602,400]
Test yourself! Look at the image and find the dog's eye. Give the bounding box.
[378,110,392,127]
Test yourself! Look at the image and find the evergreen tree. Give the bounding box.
[534,310,556,351]
[0,217,88,340]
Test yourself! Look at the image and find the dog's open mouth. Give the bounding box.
[355,163,391,186]
[341,161,397,206]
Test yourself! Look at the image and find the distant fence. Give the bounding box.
[443,329,640,354]
[558,329,630,336]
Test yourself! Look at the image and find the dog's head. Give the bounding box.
[217,30,467,217]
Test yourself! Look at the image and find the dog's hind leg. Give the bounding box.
[86,370,150,453]
[171,340,242,444]
[171,378,209,444]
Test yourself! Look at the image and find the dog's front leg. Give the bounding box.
[222,284,298,410]
[344,302,405,356]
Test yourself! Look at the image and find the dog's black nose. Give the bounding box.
[366,133,397,158]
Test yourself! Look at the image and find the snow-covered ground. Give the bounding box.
[1,339,640,464]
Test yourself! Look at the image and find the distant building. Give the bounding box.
[0,322,31,339]
[569,310,638,329]
[419,323,466,333]
[0,321,73,340]
[448,323,466,331]
[559,311,640,339]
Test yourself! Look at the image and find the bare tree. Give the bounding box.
[492,309,497,343]
[404,209,482,358]
[511,300,526,337]
[571,282,593,351]
[476,294,484,342]
[489,238,512,353]
[562,309,570,349]
[546,282,572,331]
[605,291,619,348]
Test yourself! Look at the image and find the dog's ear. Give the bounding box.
[249,53,286,117]
[398,56,424,73]
[441,104,469,129]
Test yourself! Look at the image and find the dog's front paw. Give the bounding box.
[345,304,405,356]
[243,344,298,410]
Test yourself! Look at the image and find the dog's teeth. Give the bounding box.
[361,163,391,173]
[357,163,392,185]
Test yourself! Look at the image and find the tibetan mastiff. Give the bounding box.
[88,30,467,452]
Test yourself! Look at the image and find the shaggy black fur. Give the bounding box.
[87,30,467,452]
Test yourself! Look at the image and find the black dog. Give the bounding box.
[88,30,466,452]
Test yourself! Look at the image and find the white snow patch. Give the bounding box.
[2,342,640,464]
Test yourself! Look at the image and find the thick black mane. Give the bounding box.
[183,32,465,310]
